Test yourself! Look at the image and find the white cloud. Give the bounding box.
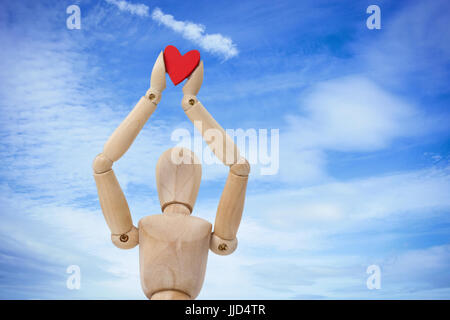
[151,7,238,60]
[288,76,421,152]
[197,165,450,299]
[195,164,450,261]
[382,244,450,292]
[105,0,149,17]
[104,1,238,60]
[190,74,424,183]
[185,162,450,298]
[276,75,430,183]
[254,165,450,231]
[223,244,450,299]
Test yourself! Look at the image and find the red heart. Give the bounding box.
[163,45,200,85]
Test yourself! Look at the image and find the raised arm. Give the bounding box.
[181,62,250,255]
[92,52,166,249]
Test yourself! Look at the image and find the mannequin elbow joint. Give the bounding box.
[93,153,113,174]
[231,158,250,176]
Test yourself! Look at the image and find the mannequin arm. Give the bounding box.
[181,62,250,255]
[93,52,166,249]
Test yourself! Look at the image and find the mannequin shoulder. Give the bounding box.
[139,214,212,241]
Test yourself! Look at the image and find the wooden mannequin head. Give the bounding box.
[155,147,202,214]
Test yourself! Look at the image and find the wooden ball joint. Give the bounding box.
[93,50,250,300]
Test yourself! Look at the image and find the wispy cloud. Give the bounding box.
[105,0,149,17]
[151,8,238,60]
[200,165,450,298]
[104,0,238,60]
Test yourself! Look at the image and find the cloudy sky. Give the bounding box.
[0,0,449,299]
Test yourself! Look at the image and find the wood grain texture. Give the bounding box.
[138,214,212,299]
[93,94,157,250]
[150,51,166,92]
[184,101,239,166]
[94,170,133,235]
[214,171,248,241]
[155,147,202,213]
[163,203,191,215]
[103,96,156,162]
[180,60,250,257]
[182,61,203,96]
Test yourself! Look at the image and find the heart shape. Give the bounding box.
[163,45,200,86]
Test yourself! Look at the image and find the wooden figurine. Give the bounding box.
[92,50,250,300]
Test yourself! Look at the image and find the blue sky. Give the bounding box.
[0,0,449,299]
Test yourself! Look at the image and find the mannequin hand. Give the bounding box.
[146,51,166,105]
[181,61,204,111]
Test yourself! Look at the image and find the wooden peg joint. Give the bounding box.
[181,95,198,111]
[146,88,162,104]
[111,226,139,249]
[210,233,238,255]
